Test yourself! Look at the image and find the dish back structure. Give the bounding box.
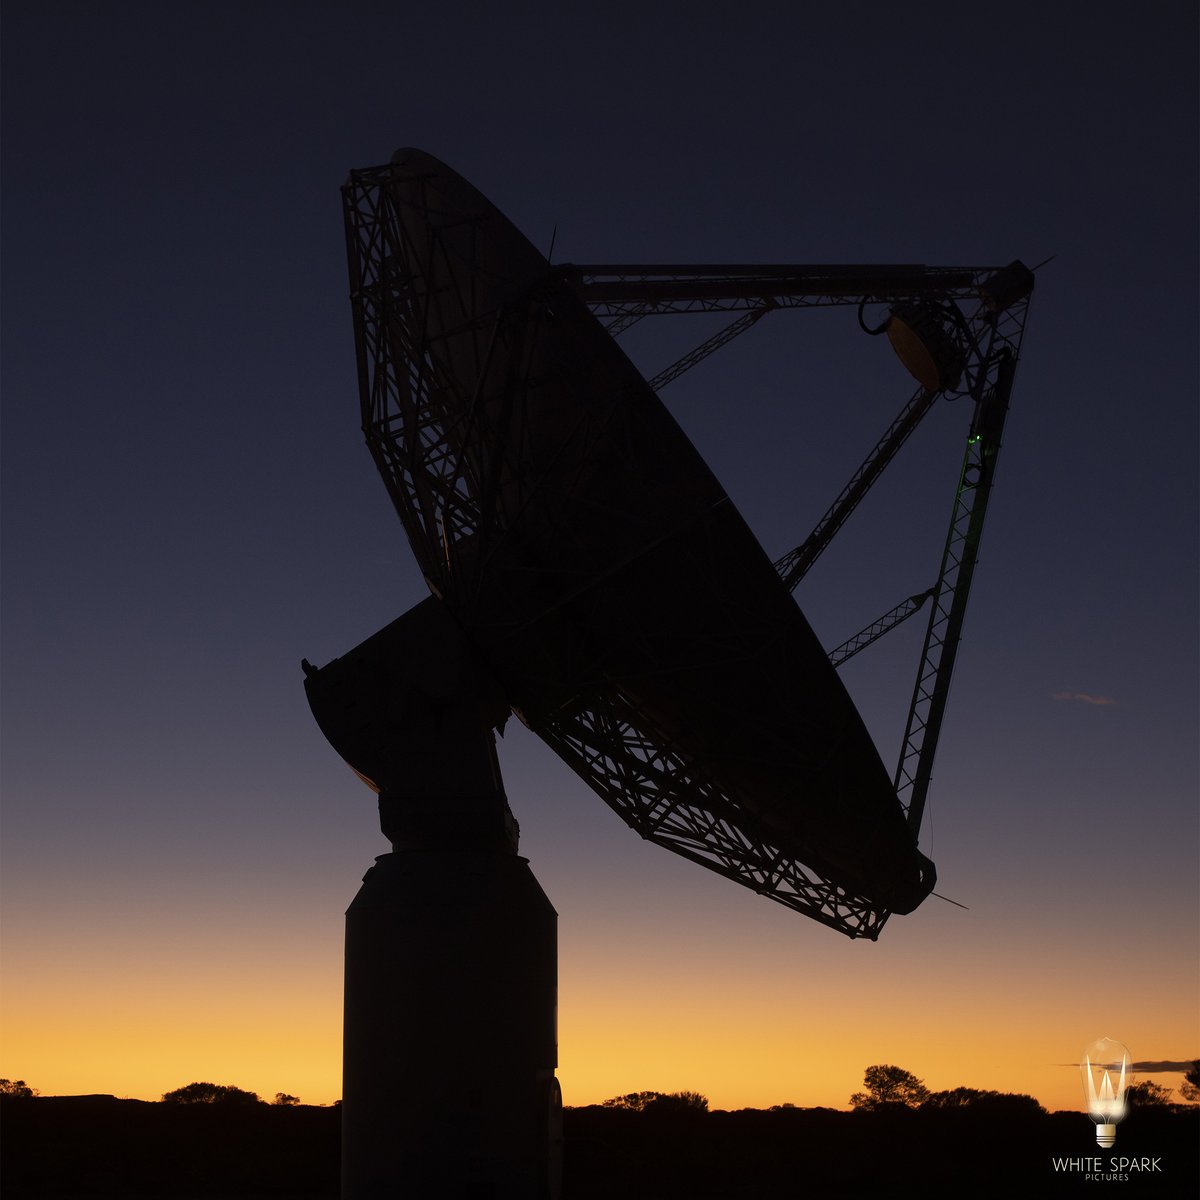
[341,148,1032,939]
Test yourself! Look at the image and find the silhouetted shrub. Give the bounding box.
[161,1081,262,1105]
[923,1086,1044,1115]
[601,1089,708,1113]
[1126,1079,1173,1107]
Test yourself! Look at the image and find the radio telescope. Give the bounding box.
[302,147,1035,1198]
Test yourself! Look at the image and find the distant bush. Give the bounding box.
[601,1090,708,1114]
[161,1081,262,1105]
[273,1092,301,1106]
[648,1090,708,1115]
[922,1087,1044,1115]
[1126,1080,1173,1107]
[0,1078,37,1097]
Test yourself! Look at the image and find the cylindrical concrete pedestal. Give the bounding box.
[342,848,560,1199]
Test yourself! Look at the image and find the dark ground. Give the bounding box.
[2,1096,1196,1198]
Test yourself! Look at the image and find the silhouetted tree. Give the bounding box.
[273,1092,301,1106]
[1180,1061,1200,1103]
[1126,1080,1173,1107]
[0,1079,37,1097]
[161,1081,262,1105]
[923,1087,991,1108]
[644,1090,708,1114]
[601,1090,708,1113]
[602,1091,664,1111]
[849,1065,929,1110]
[923,1087,1043,1114]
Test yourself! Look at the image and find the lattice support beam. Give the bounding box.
[647,306,773,393]
[774,386,939,591]
[895,347,1023,835]
[829,589,935,668]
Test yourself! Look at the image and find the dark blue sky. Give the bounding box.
[2,2,1196,1108]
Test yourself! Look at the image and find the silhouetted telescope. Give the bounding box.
[303,148,1035,1198]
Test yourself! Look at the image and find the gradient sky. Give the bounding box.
[2,2,1196,1117]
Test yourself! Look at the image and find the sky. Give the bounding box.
[2,1,1197,1119]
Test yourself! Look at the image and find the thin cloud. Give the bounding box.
[1051,690,1117,706]
[1056,1060,1196,1070]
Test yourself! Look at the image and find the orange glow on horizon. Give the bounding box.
[4,840,1195,1117]
[5,927,1196,1115]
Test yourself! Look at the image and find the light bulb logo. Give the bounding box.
[1080,1036,1132,1148]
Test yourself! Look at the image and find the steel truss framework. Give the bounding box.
[572,263,1034,839]
[544,686,894,937]
[343,164,1033,939]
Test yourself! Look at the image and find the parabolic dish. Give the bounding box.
[341,148,936,938]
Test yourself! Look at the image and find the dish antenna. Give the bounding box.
[302,148,1035,1198]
